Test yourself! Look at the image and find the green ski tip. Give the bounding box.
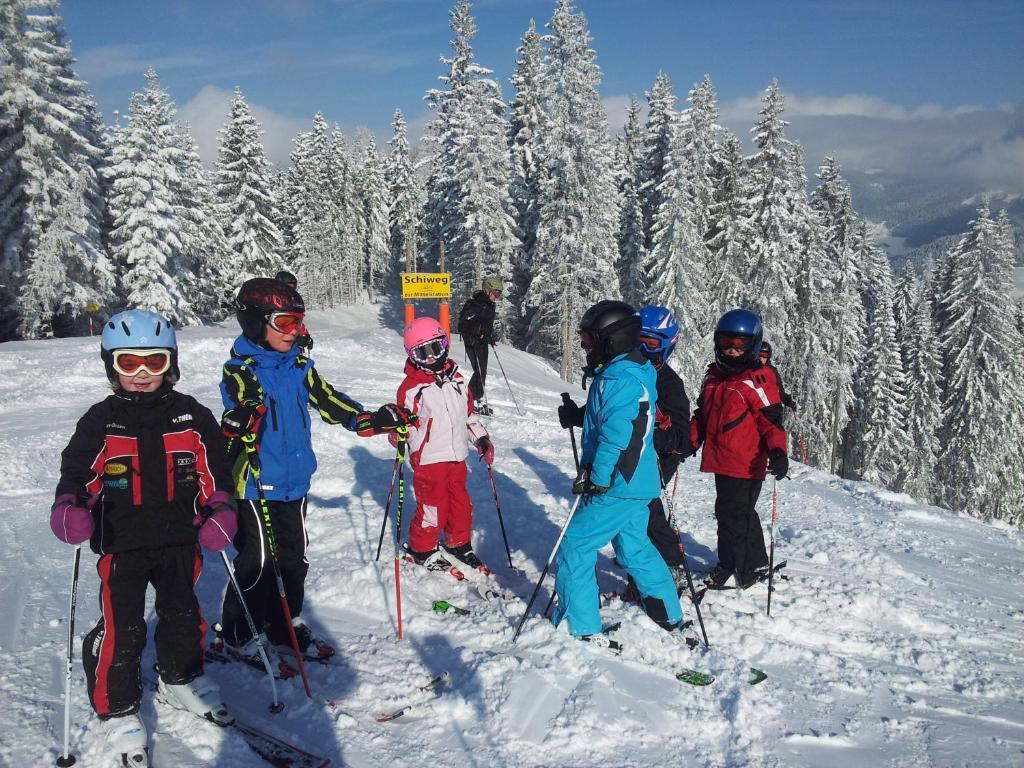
[748,667,768,685]
[432,599,470,615]
[675,668,715,686]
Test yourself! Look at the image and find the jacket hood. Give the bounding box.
[231,334,302,368]
[403,357,458,383]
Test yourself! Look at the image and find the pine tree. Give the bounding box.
[638,71,676,257]
[681,74,719,243]
[935,202,1020,520]
[645,99,711,385]
[705,133,749,316]
[386,109,422,276]
[215,87,284,279]
[422,0,517,314]
[507,19,548,343]
[615,96,645,306]
[893,288,941,501]
[0,0,111,339]
[360,137,391,300]
[525,0,621,379]
[106,73,196,325]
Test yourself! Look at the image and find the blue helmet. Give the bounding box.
[714,308,762,372]
[101,309,179,385]
[638,305,680,365]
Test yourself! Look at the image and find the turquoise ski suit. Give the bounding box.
[551,351,683,637]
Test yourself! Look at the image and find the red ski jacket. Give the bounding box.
[690,363,787,480]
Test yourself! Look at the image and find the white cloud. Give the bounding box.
[178,86,311,168]
[75,44,204,82]
[601,95,647,133]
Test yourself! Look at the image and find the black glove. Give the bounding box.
[298,333,314,352]
[767,448,789,479]
[357,404,415,436]
[782,393,797,411]
[558,393,585,429]
[222,403,266,439]
[572,467,610,496]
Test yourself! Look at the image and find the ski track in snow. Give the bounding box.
[1,304,1023,768]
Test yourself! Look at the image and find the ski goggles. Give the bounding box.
[112,348,172,377]
[715,334,751,351]
[266,312,305,334]
[411,336,448,363]
[638,335,664,352]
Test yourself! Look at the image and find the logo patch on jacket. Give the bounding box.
[172,414,193,424]
[104,461,128,476]
[104,477,128,490]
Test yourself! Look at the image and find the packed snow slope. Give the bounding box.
[1,303,1023,768]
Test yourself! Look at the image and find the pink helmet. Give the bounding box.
[403,317,449,364]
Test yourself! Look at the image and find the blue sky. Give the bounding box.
[62,0,1024,195]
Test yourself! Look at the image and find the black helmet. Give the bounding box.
[235,278,305,342]
[579,300,641,367]
[275,270,298,288]
[760,340,773,360]
[713,308,762,372]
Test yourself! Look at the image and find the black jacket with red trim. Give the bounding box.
[55,386,233,554]
[652,362,691,484]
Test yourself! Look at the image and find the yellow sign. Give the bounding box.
[401,272,451,299]
[85,301,101,313]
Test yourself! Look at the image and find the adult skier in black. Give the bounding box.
[458,276,502,415]
[759,341,797,411]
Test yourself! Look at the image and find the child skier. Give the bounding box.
[759,340,797,411]
[396,317,494,574]
[690,309,789,590]
[552,301,683,641]
[218,277,411,664]
[50,309,238,766]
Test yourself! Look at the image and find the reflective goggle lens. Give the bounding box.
[716,335,749,350]
[268,312,304,333]
[412,337,448,362]
[112,349,171,376]
[639,335,662,351]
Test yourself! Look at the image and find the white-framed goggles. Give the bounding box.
[411,336,448,363]
[112,348,172,377]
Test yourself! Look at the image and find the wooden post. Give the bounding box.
[438,240,450,336]
[404,240,415,327]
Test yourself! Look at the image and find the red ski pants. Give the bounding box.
[408,460,473,553]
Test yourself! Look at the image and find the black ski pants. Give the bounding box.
[466,343,489,401]
[221,498,308,646]
[83,545,205,718]
[647,496,685,567]
[714,475,769,583]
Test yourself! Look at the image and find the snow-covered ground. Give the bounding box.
[1,303,1023,768]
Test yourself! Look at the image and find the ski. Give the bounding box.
[144,676,331,768]
[433,599,470,615]
[674,666,766,687]
[374,671,450,723]
[204,639,299,680]
[694,560,789,604]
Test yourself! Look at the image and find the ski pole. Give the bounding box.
[56,544,82,768]
[485,464,514,569]
[219,551,283,713]
[767,478,779,617]
[513,496,583,644]
[660,481,709,647]
[391,429,409,639]
[492,345,523,415]
[560,393,580,472]
[241,434,313,699]
[374,448,404,562]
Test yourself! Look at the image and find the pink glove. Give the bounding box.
[476,436,494,466]
[194,491,238,552]
[50,493,96,545]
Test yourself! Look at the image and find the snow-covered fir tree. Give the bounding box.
[215,87,284,280]
[637,71,676,258]
[614,96,645,307]
[385,109,422,276]
[644,97,712,385]
[892,261,916,345]
[329,127,364,305]
[507,19,548,343]
[422,0,517,314]
[737,80,798,342]
[893,287,942,501]
[935,202,1022,521]
[680,74,719,244]
[0,0,111,339]
[360,137,391,300]
[105,72,196,325]
[704,133,749,317]
[525,0,621,379]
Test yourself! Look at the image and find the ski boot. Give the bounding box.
[443,542,492,578]
[157,673,234,726]
[278,617,336,661]
[403,544,467,580]
[703,564,737,590]
[103,712,148,767]
[473,402,494,416]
